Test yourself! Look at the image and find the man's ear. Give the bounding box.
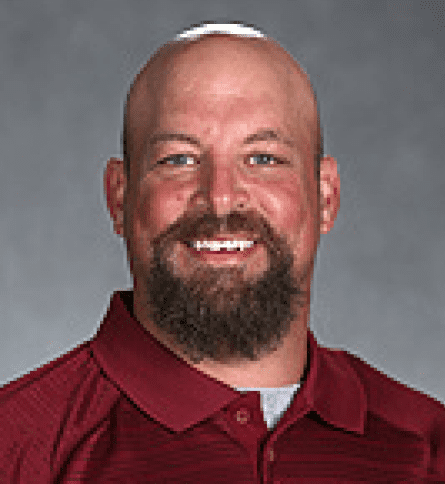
[103,157,127,237]
[319,155,340,234]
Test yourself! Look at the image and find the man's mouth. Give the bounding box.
[184,240,256,252]
[183,239,260,264]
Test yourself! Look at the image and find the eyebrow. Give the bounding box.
[148,129,296,149]
[243,129,295,148]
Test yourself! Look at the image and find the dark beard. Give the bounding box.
[133,209,309,365]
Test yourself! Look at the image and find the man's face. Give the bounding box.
[120,37,323,365]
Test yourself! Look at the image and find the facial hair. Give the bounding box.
[134,209,309,365]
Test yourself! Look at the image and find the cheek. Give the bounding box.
[261,180,306,229]
[263,180,315,253]
[134,182,185,240]
[290,199,320,261]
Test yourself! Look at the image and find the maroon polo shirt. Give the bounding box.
[1,290,444,483]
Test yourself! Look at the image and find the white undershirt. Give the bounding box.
[234,383,301,430]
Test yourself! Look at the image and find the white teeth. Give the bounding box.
[192,240,255,251]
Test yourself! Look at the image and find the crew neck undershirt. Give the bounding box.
[234,383,301,430]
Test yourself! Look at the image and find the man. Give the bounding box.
[1,21,444,483]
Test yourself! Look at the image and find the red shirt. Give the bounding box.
[1,290,444,483]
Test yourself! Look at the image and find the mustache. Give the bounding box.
[153,209,279,249]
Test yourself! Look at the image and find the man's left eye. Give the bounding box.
[248,154,280,165]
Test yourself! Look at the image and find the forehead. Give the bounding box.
[128,36,317,151]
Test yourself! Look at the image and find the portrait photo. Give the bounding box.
[1,1,444,482]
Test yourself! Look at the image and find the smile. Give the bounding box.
[183,240,260,264]
[185,240,255,252]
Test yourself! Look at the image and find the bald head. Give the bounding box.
[122,31,323,184]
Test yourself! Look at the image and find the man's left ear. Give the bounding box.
[319,155,340,234]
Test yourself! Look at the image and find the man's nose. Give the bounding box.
[197,159,249,217]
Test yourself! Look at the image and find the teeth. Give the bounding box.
[192,240,255,251]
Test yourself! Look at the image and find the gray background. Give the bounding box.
[2,0,444,404]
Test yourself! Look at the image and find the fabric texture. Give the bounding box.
[1,289,444,483]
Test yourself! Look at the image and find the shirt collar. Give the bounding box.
[90,290,366,434]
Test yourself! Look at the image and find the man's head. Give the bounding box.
[104,22,340,365]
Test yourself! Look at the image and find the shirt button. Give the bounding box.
[235,408,250,424]
[269,449,274,462]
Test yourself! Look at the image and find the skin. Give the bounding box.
[104,34,340,388]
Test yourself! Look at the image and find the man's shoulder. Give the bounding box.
[0,340,93,405]
[328,345,445,435]
[0,341,114,447]
[0,340,120,480]
[0,341,98,432]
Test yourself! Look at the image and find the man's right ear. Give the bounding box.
[103,157,127,237]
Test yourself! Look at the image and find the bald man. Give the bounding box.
[1,22,444,483]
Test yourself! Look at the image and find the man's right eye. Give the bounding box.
[158,154,196,166]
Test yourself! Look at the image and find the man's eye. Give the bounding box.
[248,154,281,165]
[158,154,196,166]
